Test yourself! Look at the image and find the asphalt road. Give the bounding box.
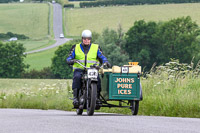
[25,3,72,54]
[53,3,64,39]
[0,109,199,133]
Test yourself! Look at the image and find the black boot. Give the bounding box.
[73,88,79,107]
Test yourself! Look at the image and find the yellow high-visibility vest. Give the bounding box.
[73,43,99,70]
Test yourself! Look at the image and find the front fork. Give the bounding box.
[87,78,98,98]
[79,77,98,109]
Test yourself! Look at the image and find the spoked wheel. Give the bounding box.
[76,89,83,115]
[130,100,139,115]
[87,82,97,116]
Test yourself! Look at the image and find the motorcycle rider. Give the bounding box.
[66,29,111,107]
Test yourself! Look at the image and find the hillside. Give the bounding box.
[65,3,200,36]
[0,3,49,39]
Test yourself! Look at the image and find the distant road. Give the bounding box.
[53,3,64,39]
[24,3,72,54]
[0,109,200,133]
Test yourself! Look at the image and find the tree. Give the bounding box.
[124,20,158,70]
[0,41,28,78]
[156,16,200,64]
[51,40,80,79]
[124,17,200,71]
[95,28,129,66]
[0,0,18,3]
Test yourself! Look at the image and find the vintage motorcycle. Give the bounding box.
[74,60,106,116]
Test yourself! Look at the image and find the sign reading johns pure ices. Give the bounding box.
[114,78,134,95]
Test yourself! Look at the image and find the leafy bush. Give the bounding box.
[0,32,29,40]
[80,0,200,8]
[22,67,55,79]
[0,0,18,3]
[64,4,74,8]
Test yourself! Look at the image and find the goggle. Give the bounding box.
[82,37,91,40]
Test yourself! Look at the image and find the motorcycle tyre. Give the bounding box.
[87,82,97,116]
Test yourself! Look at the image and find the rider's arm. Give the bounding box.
[97,46,108,64]
[66,45,76,62]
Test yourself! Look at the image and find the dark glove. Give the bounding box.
[67,59,75,65]
[105,61,112,68]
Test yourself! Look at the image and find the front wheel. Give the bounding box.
[130,100,139,115]
[87,82,97,116]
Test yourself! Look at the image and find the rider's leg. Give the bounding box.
[72,88,79,106]
[72,69,82,106]
[97,76,102,104]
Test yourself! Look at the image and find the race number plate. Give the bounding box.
[121,66,129,73]
[88,69,98,78]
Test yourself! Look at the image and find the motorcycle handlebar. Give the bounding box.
[74,60,105,70]
[74,60,89,69]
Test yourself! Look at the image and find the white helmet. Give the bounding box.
[82,30,92,38]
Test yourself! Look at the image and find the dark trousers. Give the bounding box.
[72,69,101,92]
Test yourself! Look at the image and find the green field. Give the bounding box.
[65,3,200,36]
[0,3,49,39]
[18,39,56,52]
[24,46,58,70]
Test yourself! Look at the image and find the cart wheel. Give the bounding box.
[130,100,139,115]
[76,108,83,115]
[87,82,97,116]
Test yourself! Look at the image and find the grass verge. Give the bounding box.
[0,73,199,118]
[0,79,73,111]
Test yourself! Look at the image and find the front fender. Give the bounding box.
[87,78,98,87]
